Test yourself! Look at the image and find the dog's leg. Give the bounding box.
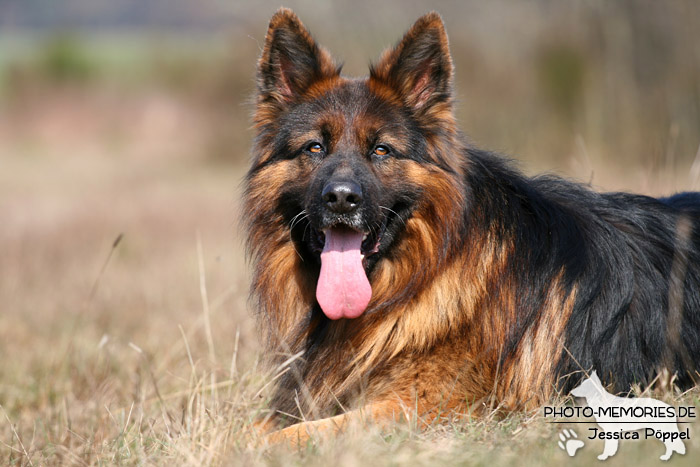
[260,400,408,447]
[598,437,619,460]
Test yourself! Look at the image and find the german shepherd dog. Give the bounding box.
[244,8,700,444]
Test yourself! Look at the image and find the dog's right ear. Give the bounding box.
[257,8,340,105]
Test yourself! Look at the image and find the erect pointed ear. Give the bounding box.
[370,12,453,114]
[257,8,340,104]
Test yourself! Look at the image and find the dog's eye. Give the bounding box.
[373,145,389,157]
[307,143,324,154]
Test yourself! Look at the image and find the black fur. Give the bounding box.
[462,149,700,392]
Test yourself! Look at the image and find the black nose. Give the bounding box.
[322,181,363,214]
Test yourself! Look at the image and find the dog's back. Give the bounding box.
[539,178,700,392]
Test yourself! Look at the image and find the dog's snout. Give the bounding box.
[322,181,363,214]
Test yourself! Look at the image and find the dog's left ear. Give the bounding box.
[370,12,453,115]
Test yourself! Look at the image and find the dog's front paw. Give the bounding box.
[261,423,314,448]
[244,418,279,449]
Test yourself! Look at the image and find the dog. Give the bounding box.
[571,371,686,460]
[243,8,700,445]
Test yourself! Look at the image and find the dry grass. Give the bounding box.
[0,89,257,465]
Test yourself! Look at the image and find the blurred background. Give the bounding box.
[1,0,699,463]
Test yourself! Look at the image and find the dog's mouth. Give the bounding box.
[303,203,408,321]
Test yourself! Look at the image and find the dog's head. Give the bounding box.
[246,9,465,320]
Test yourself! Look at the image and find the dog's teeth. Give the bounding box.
[362,233,368,241]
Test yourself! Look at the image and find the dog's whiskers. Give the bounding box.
[380,205,406,226]
[288,210,308,262]
[362,220,374,240]
[289,210,308,231]
[302,222,311,244]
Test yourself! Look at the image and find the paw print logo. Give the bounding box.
[558,429,585,457]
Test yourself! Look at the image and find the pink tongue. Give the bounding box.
[316,228,372,320]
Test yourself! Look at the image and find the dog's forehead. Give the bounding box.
[310,80,371,113]
[289,80,409,138]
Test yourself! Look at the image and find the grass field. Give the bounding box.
[2,3,700,464]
